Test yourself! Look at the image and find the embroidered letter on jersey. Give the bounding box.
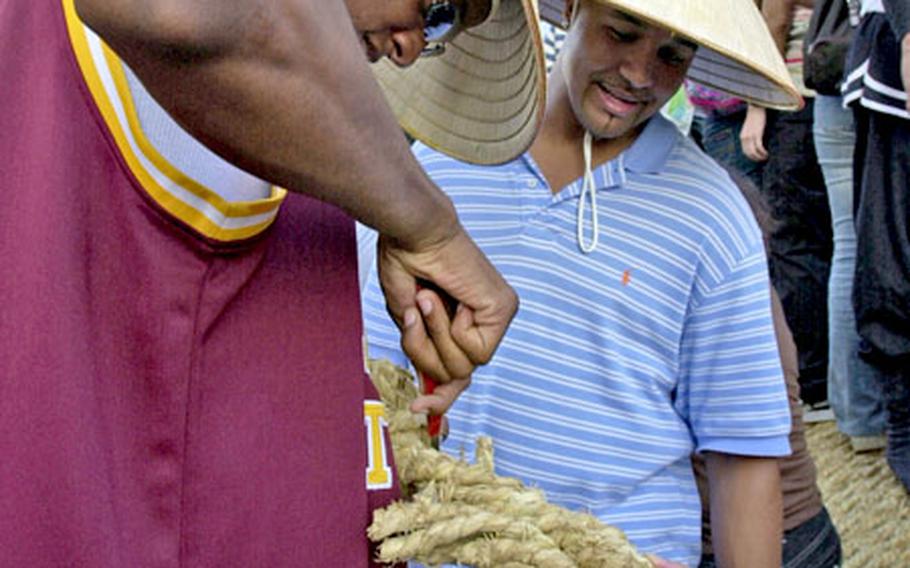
[364,400,393,490]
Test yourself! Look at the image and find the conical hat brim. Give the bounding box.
[372,0,547,165]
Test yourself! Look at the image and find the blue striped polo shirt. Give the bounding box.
[362,114,791,566]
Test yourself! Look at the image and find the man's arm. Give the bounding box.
[73,0,517,386]
[741,0,812,161]
[704,453,783,568]
[73,0,450,249]
[741,105,769,162]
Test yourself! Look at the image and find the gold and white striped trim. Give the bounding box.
[63,0,287,241]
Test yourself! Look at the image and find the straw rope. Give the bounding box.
[804,421,910,567]
[367,359,652,568]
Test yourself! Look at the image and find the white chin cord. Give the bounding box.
[577,130,599,254]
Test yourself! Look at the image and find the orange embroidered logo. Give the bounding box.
[622,269,632,286]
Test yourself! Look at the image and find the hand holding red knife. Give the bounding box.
[415,280,459,440]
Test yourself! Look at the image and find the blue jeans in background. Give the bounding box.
[812,95,885,438]
[700,107,764,191]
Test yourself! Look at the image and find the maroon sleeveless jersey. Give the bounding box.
[0,1,400,566]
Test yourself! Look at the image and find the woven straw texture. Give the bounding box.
[370,356,909,567]
[367,359,651,567]
[373,0,546,165]
[805,422,909,567]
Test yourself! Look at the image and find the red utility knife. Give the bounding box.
[420,372,443,438]
[414,280,458,439]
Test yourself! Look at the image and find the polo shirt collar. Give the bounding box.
[623,113,678,175]
[523,113,678,197]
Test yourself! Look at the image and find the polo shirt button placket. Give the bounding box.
[519,175,544,230]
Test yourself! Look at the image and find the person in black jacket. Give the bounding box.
[842,0,910,493]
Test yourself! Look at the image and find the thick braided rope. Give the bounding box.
[367,359,652,568]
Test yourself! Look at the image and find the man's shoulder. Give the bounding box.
[665,134,736,189]
[412,142,523,171]
[652,136,753,219]
[411,142,455,165]
[627,116,739,197]
[413,142,483,169]
[641,136,765,262]
[411,142,526,195]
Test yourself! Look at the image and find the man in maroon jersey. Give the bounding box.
[0,0,544,565]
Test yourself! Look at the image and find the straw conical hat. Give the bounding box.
[372,0,547,165]
[539,0,802,110]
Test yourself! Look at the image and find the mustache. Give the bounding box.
[592,76,652,103]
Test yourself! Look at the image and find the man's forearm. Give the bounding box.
[705,453,782,568]
[74,0,458,250]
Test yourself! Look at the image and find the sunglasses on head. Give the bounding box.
[420,0,466,58]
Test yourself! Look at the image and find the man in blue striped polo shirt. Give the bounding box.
[363,0,803,565]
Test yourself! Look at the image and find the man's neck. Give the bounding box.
[530,64,641,194]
